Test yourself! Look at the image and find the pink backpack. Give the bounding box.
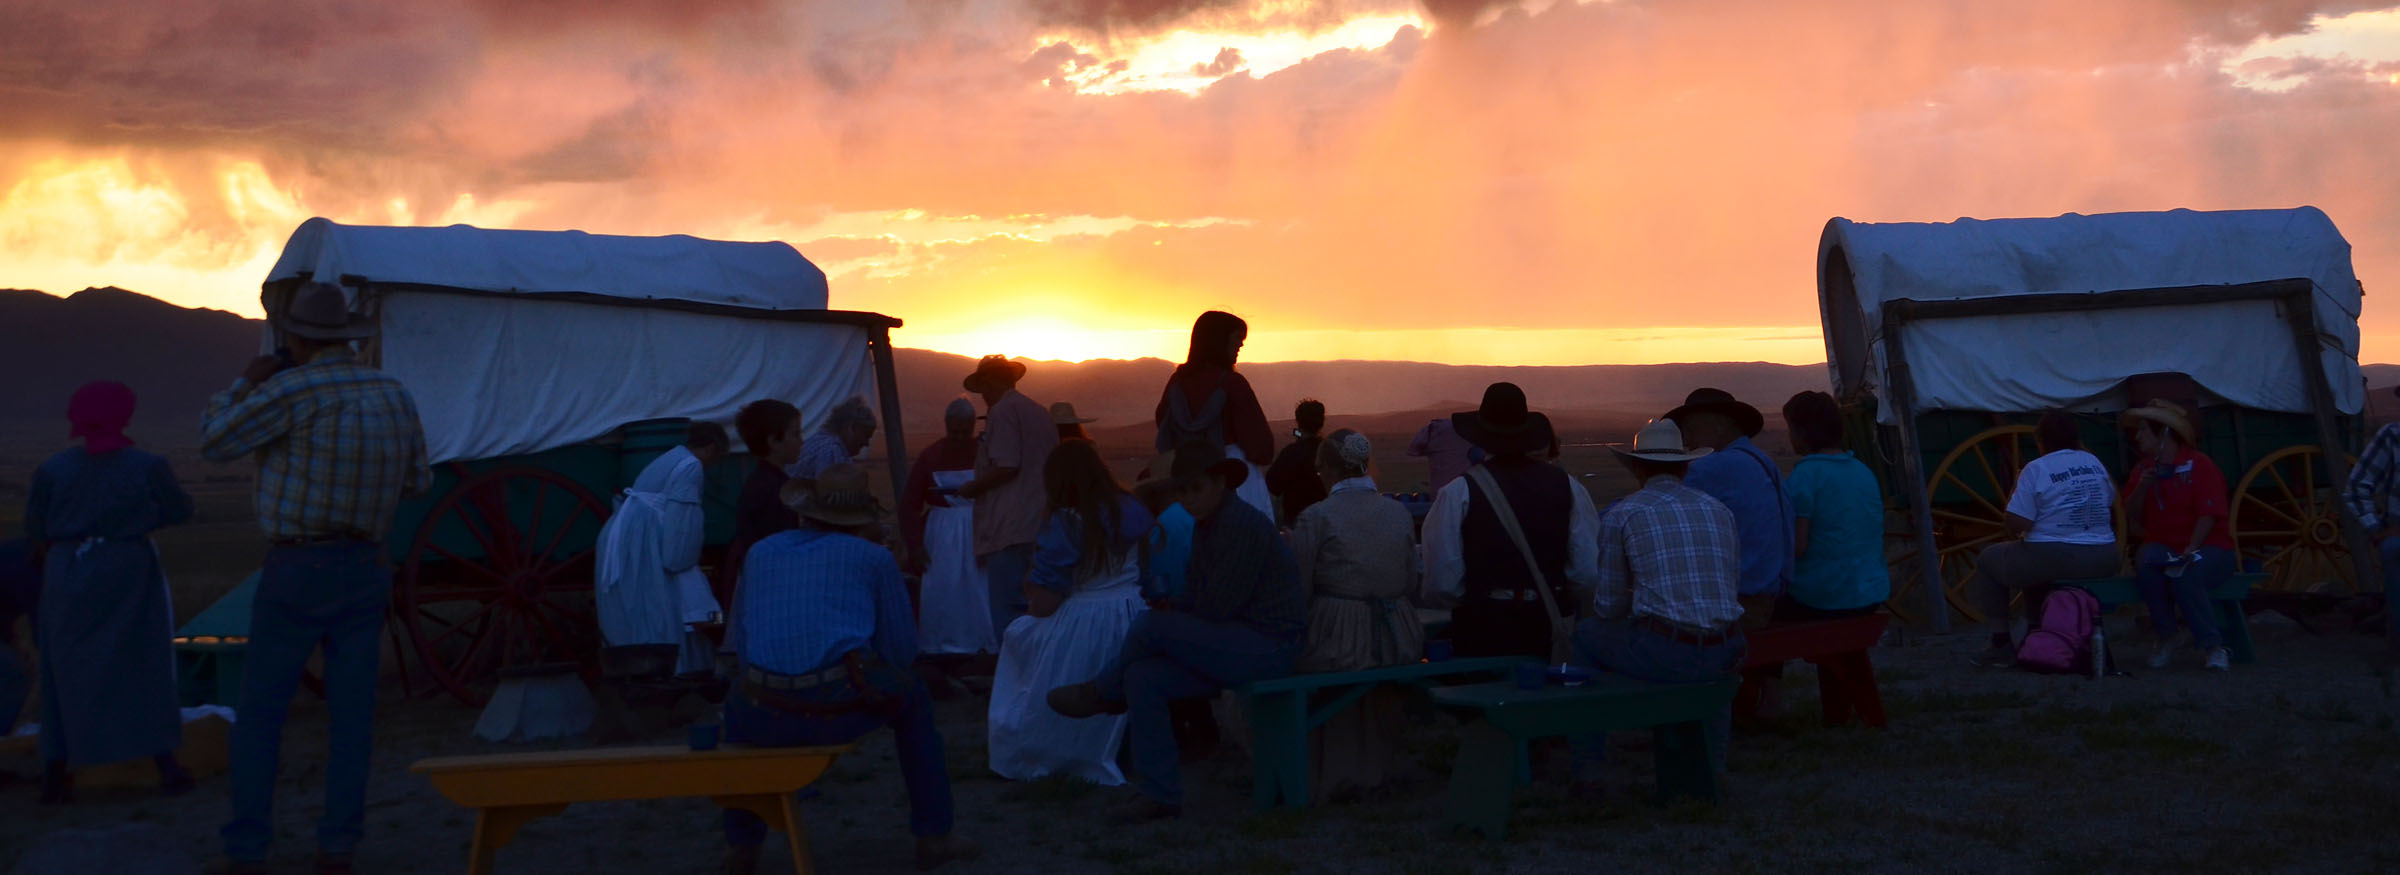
[2015,587,2099,673]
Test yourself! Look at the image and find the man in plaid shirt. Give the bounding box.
[1571,418,1747,799]
[2344,395,2400,645]
[202,282,428,875]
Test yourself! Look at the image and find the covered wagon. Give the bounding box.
[259,218,909,703]
[1815,206,2370,631]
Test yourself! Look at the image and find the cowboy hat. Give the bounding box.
[962,355,1028,393]
[783,463,885,527]
[2119,399,2198,445]
[1451,383,1556,457]
[277,281,378,341]
[1138,440,1249,491]
[1049,401,1097,425]
[1663,388,1764,438]
[1611,418,1714,464]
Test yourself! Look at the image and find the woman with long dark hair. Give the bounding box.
[1154,311,1275,518]
[987,441,1155,784]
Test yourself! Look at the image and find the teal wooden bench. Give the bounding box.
[2059,571,2263,665]
[1429,675,1742,839]
[1238,656,1528,810]
[174,573,259,707]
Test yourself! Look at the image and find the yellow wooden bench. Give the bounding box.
[412,742,857,874]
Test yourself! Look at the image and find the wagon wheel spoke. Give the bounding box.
[1970,445,2002,509]
[2267,465,2301,515]
[526,504,599,580]
[1934,470,2006,520]
[2249,500,2306,529]
[427,601,501,648]
[420,543,513,587]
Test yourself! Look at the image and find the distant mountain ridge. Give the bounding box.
[22,286,2377,452]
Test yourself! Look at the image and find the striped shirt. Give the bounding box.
[1592,475,1745,632]
[2345,423,2400,532]
[789,431,854,481]
[735,528,916,674]
[200,348,432,541]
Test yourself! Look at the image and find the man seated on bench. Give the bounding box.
[1571,419,1747,797]
[726,465,980,873]
[1047,441,1306,823]
[2121,401,2234,672]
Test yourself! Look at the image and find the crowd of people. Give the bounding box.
[2,291,2344,874]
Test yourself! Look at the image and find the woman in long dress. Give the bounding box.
[595,424,728,676]
[988,441,1154,784]
[25,381,195,803]
[902,399,993,657]
[1154,311,1274,518]
[1288,430,1423,802]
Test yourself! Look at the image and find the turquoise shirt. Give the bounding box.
[1786,452,1890,611]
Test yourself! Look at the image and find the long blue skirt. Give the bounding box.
[37,539,181,766]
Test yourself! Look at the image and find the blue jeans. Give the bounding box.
[1093,611,1300,806]
[223,542,389,862]
[2133,543,2230,650]
[724,660,953,845]
[984,543,1036,646]
[0,643,26,735]
[1569,617,1747,774]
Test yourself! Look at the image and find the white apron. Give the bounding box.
[987,553,1147,785]
[595,447,723,674]
[1229,445,1273,520]
[919,469,994,656]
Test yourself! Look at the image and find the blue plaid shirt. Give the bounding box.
[199,348,431,540]
[734,528,915,674]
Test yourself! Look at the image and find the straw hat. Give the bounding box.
[782,463,884,527]
[1049,401,1097,425]
[277,281,378,340]
[2119,399,2197,445]
[1611,419,1714,464]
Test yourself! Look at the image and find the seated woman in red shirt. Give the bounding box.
[2121,400,2233,672]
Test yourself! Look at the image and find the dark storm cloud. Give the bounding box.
[1024,0,1243,33]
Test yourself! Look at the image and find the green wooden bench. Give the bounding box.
[1429,674,1742,839]
[2059,571,2263,665]
[1238,656,1529,810]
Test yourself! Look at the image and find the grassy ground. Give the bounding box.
[5,613,2398,873]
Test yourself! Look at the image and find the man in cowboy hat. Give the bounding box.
[1665,388,1793,628]
[954,355,1059,643]
[202,280,431,875]
[2121,399,2235,672]
[1421,383,1601,661]
[1573,418,1745,795]
[722,465,980,872]
[1047,440,1305,823]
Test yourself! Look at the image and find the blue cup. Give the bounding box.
[688,723,720,751]
[1424,640,1454,662]
[1513,663,1546,690]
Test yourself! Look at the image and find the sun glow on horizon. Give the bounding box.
[898,322,1835,367]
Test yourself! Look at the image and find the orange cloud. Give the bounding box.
[0,0,2394,366]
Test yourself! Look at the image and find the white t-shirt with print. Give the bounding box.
[2005,449,2116,545]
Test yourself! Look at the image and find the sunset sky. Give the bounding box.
[2,0,2396,365]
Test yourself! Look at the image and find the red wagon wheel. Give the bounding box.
[396,466,610,706]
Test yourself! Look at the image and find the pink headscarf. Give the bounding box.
[68,381,137,454]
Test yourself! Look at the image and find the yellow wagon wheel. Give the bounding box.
[2231,446,2359,595]
[1917,426,2044,623]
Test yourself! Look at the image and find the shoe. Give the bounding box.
[1969,643,2017,668]
[2204,647,2231,672]
[914,835,983,870]
[1046,682,1127,718]
[2147,643,2175,670]
[1107,795,1183,825]
[723,845,761,875]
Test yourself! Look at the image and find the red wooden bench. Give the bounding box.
[1733,614,1887,728]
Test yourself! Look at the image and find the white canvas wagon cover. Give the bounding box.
[263,218,876,463]
[1818,207,2364,424]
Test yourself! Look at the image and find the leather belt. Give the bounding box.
[271,532,375,547]
[1643,616,1737,646]
[742,663,850,692]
